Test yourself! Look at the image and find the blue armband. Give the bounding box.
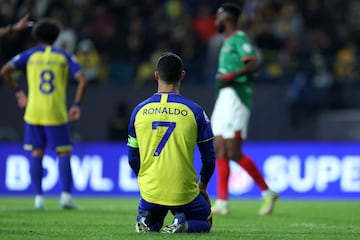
[73,101,80,107]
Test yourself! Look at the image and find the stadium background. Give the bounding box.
[0,0,359,199]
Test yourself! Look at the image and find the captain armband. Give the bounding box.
[127,135,139,148]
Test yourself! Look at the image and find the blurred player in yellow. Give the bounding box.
[128,52,215,233]
[1,18,87,209]
[211,2,279,216]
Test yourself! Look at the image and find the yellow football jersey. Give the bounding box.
[128,93,214,206]
[11,45,81,125]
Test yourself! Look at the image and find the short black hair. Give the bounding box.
[156,52,183,84]
[218,2,243,22]
[32,18,62,45]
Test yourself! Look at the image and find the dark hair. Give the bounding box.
[218,2,243,22]
[32,18,62,45]
[156,52,183,84]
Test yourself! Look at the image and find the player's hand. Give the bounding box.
[68,106,81,121]
[15,90,27,108]
[199,182,213,227]
[13,13,30,32]
[216,73,235,83]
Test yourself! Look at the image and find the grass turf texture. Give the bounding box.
[0,198,359,240]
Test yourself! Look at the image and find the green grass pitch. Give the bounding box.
[0,197,359,240]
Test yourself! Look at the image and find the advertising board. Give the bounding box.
[1,142,359,199]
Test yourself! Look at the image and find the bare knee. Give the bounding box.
[214,136,227,158]
[225,138,243,161]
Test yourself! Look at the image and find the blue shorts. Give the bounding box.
[24,122,72,152]
[138,193,212,231]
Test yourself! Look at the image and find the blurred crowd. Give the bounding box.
[0,0,359,98]
[0,0,221,86]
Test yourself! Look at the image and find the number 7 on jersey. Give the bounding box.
[152,121,176,156]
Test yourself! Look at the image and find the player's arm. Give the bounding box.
[128,145,140,176]
[127,133,140,175]
[196,110,216,188]
[217,34,259,82]
[127,109,140,175]
[216,57,258,83]
[0,25,12,37]
[198,140,216,186]
[73,72,87,104]
[0,61,27,108]
[1,62,18,90]
[68,72,87,121]
[0,13,31,37]
[198,139,215,206]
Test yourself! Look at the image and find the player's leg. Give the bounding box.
[46,124,76,209]
[228,139,279,215]
[136,198,167,232]
[162,193,212,233]
[212,136,230,214]
[31,149,45,209]
[226,137,270,192]
[224,96,279,215]
[58,150,76,209]
[210,88,231,215]
[24,123,46,209]
[227,102,270,192]
[223,88,279,215]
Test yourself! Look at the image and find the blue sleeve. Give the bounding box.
[128,108,138,138]
[128,106,142,175]
[66,53,82,77]
[128,146,140,176]
[196,109,214,142]
[11,50,32,69]
[198,140,215,184]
